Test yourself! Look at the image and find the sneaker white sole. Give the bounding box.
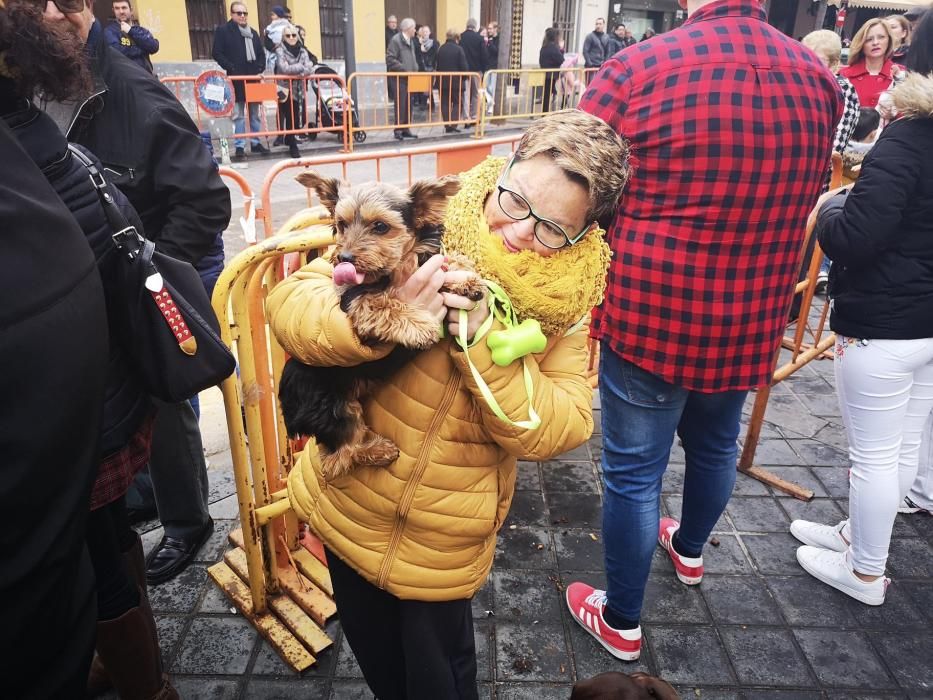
[674,569,703,586]
[564,590,641,661]
[796,548,885,606]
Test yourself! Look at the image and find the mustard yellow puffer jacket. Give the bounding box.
[267,254,594,601]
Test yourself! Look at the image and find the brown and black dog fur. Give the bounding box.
[571,671,679,700]
[278,171,484,480]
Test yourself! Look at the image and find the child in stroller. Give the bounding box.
[309,64,366,143]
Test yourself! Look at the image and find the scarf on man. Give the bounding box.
[442,156,611,336]
[239,24,256,62]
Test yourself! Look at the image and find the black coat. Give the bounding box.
[0,117,104,700]
[418,39,438,72]
[539,43,564,70]
[487,36,499,71]
[212,19,265,102]
[818,74,933,339]
[4,102,151,455]
[64,25,231,266]
[436,40,469,94]
[460,29,487,74]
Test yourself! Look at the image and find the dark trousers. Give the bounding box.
[326,548,479,700]
[280,97,304,144]
[542,72,558,113]
[439,77,462,125]
[393,76,412,130]
[128,401,210,539]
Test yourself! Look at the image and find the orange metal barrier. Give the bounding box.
[218,166,258,244]
[255,134,522,239]
[345,71,482,149]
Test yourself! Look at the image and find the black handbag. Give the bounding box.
[69,145,236,403]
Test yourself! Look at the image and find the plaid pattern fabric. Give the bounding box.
[834,75,860,153]
[90,413,155,511]
[580,0,842,391]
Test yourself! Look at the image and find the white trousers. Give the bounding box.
[911,412,933,509]
[835,335,933,575]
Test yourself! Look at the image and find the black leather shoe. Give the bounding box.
[394,130,404,140]
[145,518,214,586]
[444,126,459,133]
[400,130,419,139]
[251,143,270,155]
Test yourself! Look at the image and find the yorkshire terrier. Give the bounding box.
[279,171,485,480]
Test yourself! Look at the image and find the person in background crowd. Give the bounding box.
[263,5,290,70]
[539,27,564,113]
[42,0,230,593]
[607,23,628,55]
[571,0,841,661]
[385,13,398,47]
[386,17,419,140]
[640,27,657,41]
[583,17,609,72]
[0,5,107,697]
[212,1,268,160]
[460,17,486,121]
[275,23,313,159]
[905,5,928,30]
[886,14,911,64]
[105,0,157,73]
[486,20,499,111]
[841,18,899,109]
[623,27,637,46]
[801,29,861,293]
[413,24,436,110]
[790,11,933,606]
[436,27,468,133]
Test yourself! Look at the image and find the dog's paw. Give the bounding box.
[321,450,354,481]
[365,437,400,468]
[388,313,441,349]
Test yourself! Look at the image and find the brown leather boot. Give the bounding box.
[94,605,179,700]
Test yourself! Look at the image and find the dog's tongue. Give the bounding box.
[333,261,365,286]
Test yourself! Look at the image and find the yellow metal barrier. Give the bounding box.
[345,71,482,149]
[476,67,591,136]
[208,220,339,671]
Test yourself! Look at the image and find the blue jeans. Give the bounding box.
[599,343,748,622]
[233,102,262,149]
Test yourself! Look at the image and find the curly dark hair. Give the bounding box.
[0,2,91,102]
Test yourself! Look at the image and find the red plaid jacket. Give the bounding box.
[580,0,841,391]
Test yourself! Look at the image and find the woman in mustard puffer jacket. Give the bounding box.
[267,110,630,700]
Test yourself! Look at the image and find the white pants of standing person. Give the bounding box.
[904,411,933,513]
[791,336,933,604]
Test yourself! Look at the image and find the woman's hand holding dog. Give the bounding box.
[443,270,489,342]
[396,254,449,323]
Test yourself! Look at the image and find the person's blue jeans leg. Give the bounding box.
[599,344,689,623]
[247,102,262,148]
[675,388,748,556]
[234,102,263,149]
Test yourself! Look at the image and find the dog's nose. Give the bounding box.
[337,251,355,264]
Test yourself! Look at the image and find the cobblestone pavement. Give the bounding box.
[126,154,933,699]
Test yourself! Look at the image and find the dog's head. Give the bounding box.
[295,171,461,287]
[570,672,679,700]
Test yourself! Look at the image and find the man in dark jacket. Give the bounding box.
[583,17,609,70]
[44,1,231,587]
[606,23,627,57]
[105,0,158,73]
[459,18,485,121]
[436,29,469,132]
[385,14,398,48]
[386,17,419,140]
[212,1,268,160]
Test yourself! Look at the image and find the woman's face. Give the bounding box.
[885,19,906,42]
[483,155,591,258]
[283,28,299,46]
[863,24,890,59]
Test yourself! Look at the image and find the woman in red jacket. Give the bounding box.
[841,18,899,108]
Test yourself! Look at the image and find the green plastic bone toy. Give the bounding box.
[486,319,547,367]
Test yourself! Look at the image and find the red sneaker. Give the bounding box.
[565,582,641,661]
[658,517,704,585]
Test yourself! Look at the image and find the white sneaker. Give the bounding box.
[796,546,889,606]
[789,519,849,552]
[898,496,931,515]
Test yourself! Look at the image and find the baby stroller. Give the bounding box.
[310,64,366,143]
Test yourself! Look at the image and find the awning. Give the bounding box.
[844,0,929,10]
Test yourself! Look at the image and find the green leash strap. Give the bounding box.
[454,280,542,430]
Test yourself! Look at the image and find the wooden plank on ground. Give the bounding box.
[208,562,316,672]
[741,465,814,502]
[269,595,333,654]
[292,546,333,597]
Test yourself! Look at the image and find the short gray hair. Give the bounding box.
[466,18,478,30]
[400,17,416,31]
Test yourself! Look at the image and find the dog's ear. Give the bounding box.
[408,175,461,228]
[629,673,680,700]
[295,171,341,214]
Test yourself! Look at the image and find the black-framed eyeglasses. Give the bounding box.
[24,0,87,13]
[284,33,298,38]
[495,158,591,250]
[233,10,248,16]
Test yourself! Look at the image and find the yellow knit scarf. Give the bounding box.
[442,156,611,336]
